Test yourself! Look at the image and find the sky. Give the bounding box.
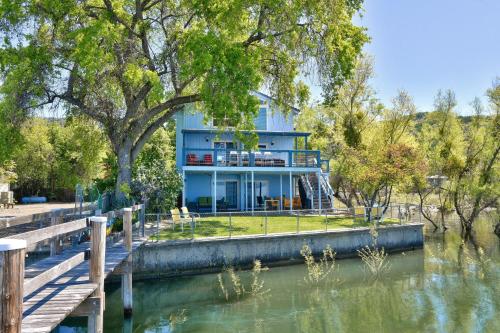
[309,0,500,114]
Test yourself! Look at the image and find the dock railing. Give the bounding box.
[146,204,423,241]
[0,203,145,333]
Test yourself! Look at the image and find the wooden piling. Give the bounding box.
[50,209,63,256]
[88,216,107,333]
[0,239,26,333]
[122,208,133,317]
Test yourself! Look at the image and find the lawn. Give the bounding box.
[154,215,401,240]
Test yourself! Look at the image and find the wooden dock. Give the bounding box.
[0,204,146,333]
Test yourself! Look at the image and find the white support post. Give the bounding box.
[182,170,186,207]
[279,174,283,211]
[251,171,254,214]
[213,171,217,214]
[289,171,293,213]
[245,173,248,211]
[317,171,322,212]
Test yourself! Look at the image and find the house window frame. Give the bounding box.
[212,140,238,150]
[216,179,239,210]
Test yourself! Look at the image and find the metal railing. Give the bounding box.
[319,173,335,209]
[183,148,322,168]
[145,204,423,241]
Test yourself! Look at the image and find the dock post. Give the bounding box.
[122,208,133,317]
[50,209,63,255]
[0,239,26,333]
[88,216,107,333]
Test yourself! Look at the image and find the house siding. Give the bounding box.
[184,173,297,209]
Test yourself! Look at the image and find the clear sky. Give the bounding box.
[310,0,500,114]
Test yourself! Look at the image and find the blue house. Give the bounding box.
[175,92,334,213]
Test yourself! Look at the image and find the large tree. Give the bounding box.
[450,81,500,237]
[0,0,368,199]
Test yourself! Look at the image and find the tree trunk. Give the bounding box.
[494,222,500,239]
[115,146,133,205]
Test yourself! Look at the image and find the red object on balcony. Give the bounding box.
[202,154,213,165]
[187,153,198,165]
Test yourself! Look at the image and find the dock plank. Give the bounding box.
[21,238,145,333]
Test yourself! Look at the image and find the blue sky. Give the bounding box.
[309,0,500,114]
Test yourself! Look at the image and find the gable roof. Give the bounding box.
[253,91,300,114]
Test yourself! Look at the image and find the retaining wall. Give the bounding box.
[132,223,424,278]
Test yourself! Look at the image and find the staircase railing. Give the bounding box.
[300,174,315,209]
[319,172,335,209]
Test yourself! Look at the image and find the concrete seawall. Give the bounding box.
[132,223,424,278]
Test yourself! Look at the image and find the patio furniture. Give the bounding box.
[265,199,279,211]
[202,154,213,165]
[170,208,189,231]
[197,197,212,211]
[181,206,200,226]
[0,191,14,208]
[216,153,225,166]
[186,153,198,165]
[283,196,302,209]
[292,197,302,209]
[273,159,286,167]
[228,151,239,166]
[353,207,366,221]
[241,151,249,166]
[216,197,227,210]
[263,152,274,166]
[254,152,264,166]
[369,206,385,221]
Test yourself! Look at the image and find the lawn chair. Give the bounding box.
[353,207,366,221]
[181,206,200,227]
[170,208,189,231]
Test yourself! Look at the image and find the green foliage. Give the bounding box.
[0,0,368,197]
[298,56,424,209]
[0,160,17,183]
[11,117,106,198]
[131,126,181,211]
[449,80,500,231]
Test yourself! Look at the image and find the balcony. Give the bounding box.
[182,148,330,171]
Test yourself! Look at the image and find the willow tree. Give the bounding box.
[0,0,368,199]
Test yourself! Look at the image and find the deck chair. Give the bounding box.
[353,207,366,221]
[170,208,189,231]
[181,206,200,227]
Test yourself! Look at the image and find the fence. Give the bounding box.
[0,203,147,252]
[145,204,423,241]
[0,203,145,332]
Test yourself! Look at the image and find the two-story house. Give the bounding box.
[175,92,334,213]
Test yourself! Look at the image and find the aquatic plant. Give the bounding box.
[358,246,390,277]
[217,260,269,301]
[300,244,337,284]
[358,223,391,277]
[169,309,188,329]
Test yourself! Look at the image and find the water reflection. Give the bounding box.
[58,217,499,333]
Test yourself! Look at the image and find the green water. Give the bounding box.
[59,217,499,333]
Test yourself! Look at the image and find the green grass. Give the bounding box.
[154,215,400,241]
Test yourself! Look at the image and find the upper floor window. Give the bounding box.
[214,141,237,150]
[212,116,236,128]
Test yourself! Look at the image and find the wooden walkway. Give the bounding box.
[0,204,146,333]
[22,239,144,332]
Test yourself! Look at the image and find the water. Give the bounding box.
[59,217,499,332]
